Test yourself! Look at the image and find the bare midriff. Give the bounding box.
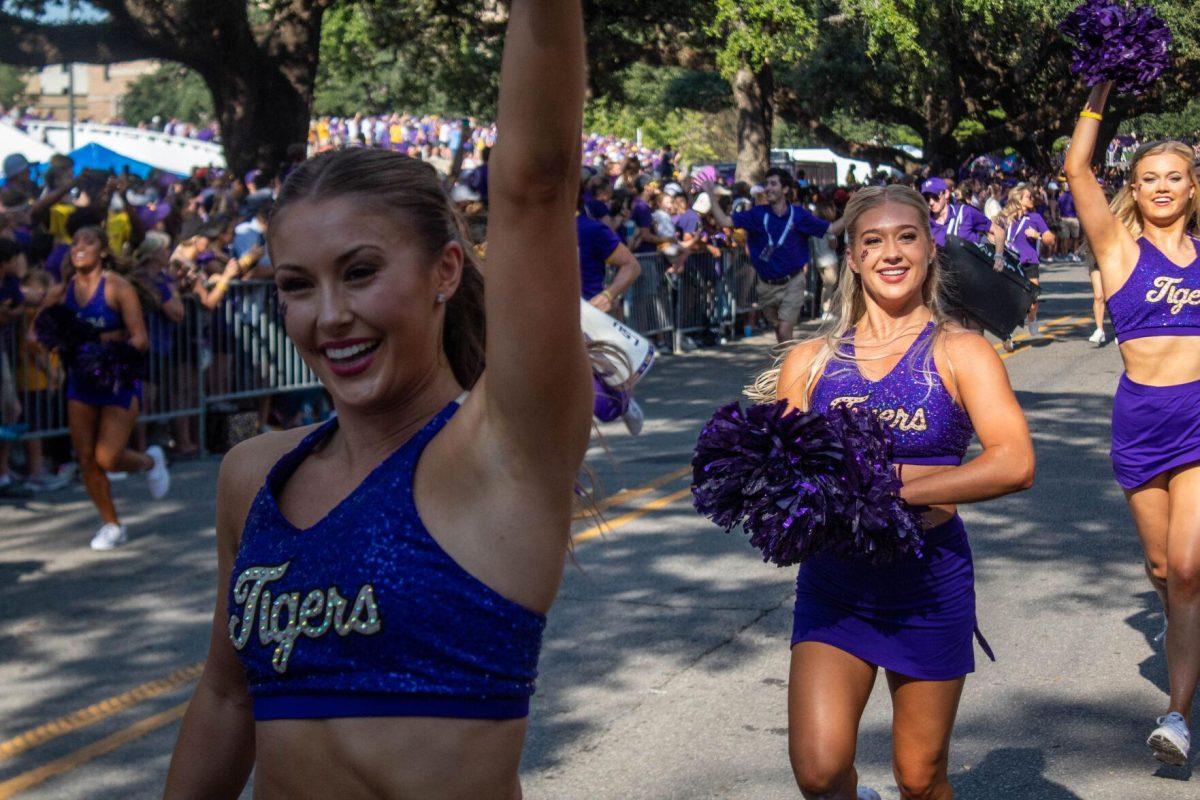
[253,716,528,799]
[1118,336,1200,386]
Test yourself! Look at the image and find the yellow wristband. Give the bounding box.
[601,289,614,302]
[1079,110,1103,121]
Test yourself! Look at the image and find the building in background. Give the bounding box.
[22,61,158,122]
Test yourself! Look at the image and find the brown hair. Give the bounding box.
[270,148,486,388]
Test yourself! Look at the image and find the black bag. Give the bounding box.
[939,236,1040,339]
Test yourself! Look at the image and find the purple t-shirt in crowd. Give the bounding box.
[732,204,829,281]
[1006,212,1050,265]
[583,195,610,221]
[932,202,991,246]
[673,209,702,238]
[1058,191,1077,218]
[577,214,621,300]
[630,199,656,254]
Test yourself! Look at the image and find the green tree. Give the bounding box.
[119,64,212,125]
[773,0,1200,170]
[0,64,27,109]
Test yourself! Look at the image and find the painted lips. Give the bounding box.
[319,339,381,377]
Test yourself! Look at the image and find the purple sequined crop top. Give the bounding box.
[809,323,974,466]
[1107,237,1200,344]
[228,398,546,722]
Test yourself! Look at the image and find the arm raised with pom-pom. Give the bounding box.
[1063,81,1139,294]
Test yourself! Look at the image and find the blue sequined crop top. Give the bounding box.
[64,276,124,333]
[228,398,547,721]
[809,323,974,466]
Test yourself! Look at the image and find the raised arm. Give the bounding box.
[1063,82,1137,280]
[703,182,735,229]
[482,0,591,470]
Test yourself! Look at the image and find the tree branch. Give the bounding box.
[0,12,165,66]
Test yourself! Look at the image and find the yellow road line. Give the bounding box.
[0,701,189,799]
[0,663,203,764]
[574,485,694,545]
[577,466,691,518]
[1,470,697,794]
[991,314,1076,353]
[1000,317,1091,360]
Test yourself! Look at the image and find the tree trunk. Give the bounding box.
[732,64,773,184]
[205,60,312,178]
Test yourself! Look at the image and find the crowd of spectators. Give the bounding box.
[2,106,1197,500]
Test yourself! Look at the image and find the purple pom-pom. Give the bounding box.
[33,305,98,359]
[73,341,146,395]
[824,405,925,563]
[692,400,925,566]
[1059,0,1172,95]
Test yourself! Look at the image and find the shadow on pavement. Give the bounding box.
[951,748,1082,800]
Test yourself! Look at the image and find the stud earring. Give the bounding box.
[436,292,447,304]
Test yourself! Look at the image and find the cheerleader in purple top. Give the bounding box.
[1066,80,1200,766]
[166,4,593,798]
[767,185,1034,800]
[33,227,170,550]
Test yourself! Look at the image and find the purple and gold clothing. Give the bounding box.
[1107,237,1200,344]
[793,322,991,680]
[1106,237,1200,488]
[808,323,974,466]
[62,276,142,409]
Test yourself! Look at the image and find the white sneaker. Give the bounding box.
[1088,327,1106,344]
[1148,712,1191,766]
[146,445,170,499]
[857,788,882,800]
[106,471,128,481]
[90,523,128,550]
[622,398,645,436]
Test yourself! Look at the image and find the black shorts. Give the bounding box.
[1022,262,1040,281]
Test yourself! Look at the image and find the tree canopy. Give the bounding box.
[1,1,1198,176]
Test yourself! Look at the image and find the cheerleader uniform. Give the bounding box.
[1107,237,1200,490]
[63,276,143,409]
[792,323,994,679]
[229,397,546,720]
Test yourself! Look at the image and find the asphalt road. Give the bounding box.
[1,260,1195,799]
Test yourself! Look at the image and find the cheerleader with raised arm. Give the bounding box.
[164,3,593,797]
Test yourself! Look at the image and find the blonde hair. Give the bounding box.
[748,185,952,405]
[1110,141,1200,239]
[995,185,1029,228]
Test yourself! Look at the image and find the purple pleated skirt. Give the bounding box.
[791,515,992,681]
[1111,375,1200,490]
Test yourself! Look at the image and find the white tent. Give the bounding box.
[0,122,56,165]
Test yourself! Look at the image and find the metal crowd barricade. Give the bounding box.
[4,280,321,449]
[624,253,675,338]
